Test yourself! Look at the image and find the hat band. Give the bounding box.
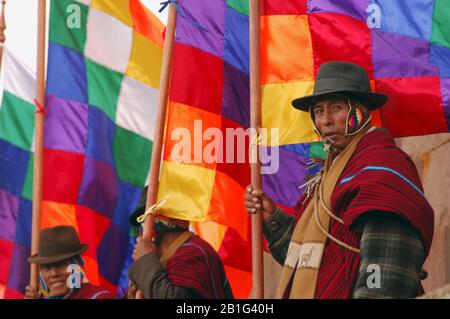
[313,78,370,94]
[39,243,82,257]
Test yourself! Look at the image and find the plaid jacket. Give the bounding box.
[263,209,426,299]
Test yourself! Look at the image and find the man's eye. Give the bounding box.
[314,109,323,114]
[331,104,342,110]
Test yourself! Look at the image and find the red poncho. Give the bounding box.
[295,129,434,299]
[165,235,233,299]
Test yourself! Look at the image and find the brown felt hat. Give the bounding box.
[28,226,88,265]
[292,61,388,112]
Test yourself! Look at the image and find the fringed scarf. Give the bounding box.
[276,126,369,298]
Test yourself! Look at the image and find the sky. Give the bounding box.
[3,0,168,72]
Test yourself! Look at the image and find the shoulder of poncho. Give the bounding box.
[169,236,214,262]
[349,130,411,168]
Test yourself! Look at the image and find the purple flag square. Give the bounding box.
[44,95,88,154]
[86,106,115,166]
[77,157,118,218]
[222,63,250,127]
[177,0,226,58]
[261,146,308,208]
[97,222,129,285]
[372,30,439,78]
[7,243,30,294]
[0,189,20,242]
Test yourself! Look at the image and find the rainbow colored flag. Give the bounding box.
[153,0,253,297]
[41,0,163,296]
[0,48,36,299]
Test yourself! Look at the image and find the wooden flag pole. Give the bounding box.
[30,0,46,289]
[0,0,6,68]
[249,0,264,299]
[134,2,176,301]
[143,4,177,240]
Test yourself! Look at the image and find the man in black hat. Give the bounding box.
[25,226,114,299]
[126,192,233,299]
[244,61,434,298]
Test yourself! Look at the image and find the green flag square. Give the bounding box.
[309,142,326,160]
[49,0,89,53]
[227,0,249,16]
[0,92,35,151]
[21,153,34,201]
[432,0,450,48]
[113,126,152,188]
[86,58,124,121]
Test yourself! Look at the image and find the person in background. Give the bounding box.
[127,190,234,299]
[25,226,114,299]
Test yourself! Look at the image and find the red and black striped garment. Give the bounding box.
[165,235,233,299]
[295,128,434,299]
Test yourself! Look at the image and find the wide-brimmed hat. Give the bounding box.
[292,61,388,112]
[28,226,88,265]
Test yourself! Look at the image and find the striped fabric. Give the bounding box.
[315,129,433,298]
[166,236,233,299]
[340,166,425,196]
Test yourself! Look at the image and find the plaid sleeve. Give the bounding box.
[262,207,295,265]
[352,211,425,299]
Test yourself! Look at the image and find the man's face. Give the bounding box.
[40,259,70,297]
[312,94,351,151]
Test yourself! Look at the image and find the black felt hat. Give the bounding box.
[292,61,388,112]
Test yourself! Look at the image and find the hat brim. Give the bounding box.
[291,90,388,112]
[28,244,89,265]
